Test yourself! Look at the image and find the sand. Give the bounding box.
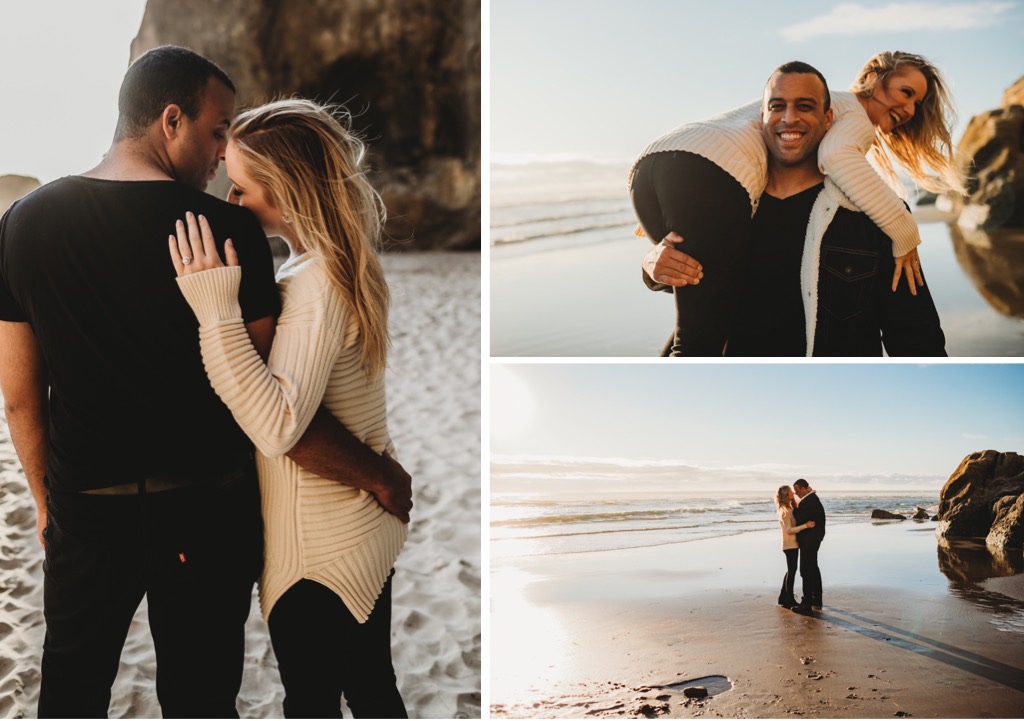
[0,250,481,718]
[490,521,1024,718]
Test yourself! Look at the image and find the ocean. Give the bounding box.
[491,489,939,559]
[490,160,1024,357]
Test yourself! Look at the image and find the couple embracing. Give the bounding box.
[0,46,409,718]
[776,479,826,614]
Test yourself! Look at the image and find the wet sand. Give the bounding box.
[491,521,1024,718]
[490,213,1024,357]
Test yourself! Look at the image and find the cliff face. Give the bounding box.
[937,450,1024,550]
[0,175,41,215]
[132,0,480,250]
[957,75,1024,231]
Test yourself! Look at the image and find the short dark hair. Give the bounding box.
[767,61,831,112]
[794,478,810,489]
[114,45,235,141]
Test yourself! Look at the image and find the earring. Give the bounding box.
[283,213,292,224]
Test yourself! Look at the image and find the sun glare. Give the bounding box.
[491,365,536,444]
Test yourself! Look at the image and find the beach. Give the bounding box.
[490,506,1024,718]
[490,160,1024,357]
[0,250,481,718]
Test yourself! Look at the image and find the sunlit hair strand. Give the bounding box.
[229,98,390,377]
[850,51,966,194]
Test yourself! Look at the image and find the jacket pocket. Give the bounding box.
[820,247,877,321]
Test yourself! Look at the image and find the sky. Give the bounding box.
[491,363,1024,491]
[491,0,1024,164]
[0,0,148,183]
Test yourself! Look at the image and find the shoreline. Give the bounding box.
[491,521,1024,718]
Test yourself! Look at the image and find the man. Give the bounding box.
[791,478,826,613]
[0,46,410,718]
[642,62,946,356]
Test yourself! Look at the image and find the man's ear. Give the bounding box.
[824,107,834,131]
[161,104,184,139]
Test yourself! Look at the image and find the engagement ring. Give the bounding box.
[182,256,192,265]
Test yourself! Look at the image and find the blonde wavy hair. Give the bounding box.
[850,51,965,195]
[229,98,390,377]
[774,485,793,510]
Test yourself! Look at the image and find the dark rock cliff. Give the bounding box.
[937,450,1024,549]
[131,0,480,250]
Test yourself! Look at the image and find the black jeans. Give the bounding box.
[630,151,752,356]
[798,540,823,606]
[268,575,407,719]
[39,466,262,719]
[779,548,799,605]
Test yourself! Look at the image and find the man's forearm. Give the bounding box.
[5,403,48,506]
[0,321,50,510]
[285,406,413,523]
[287,406,388,491]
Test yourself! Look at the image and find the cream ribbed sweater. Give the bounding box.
[630,91,920,257]
[177,255,407,623]
[778,506,810,550]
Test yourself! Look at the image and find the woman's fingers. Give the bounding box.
[168,235,185,277]
[197,213,222,266]
[224,239,239,267]
[173,212,228,273]
[174,218,196,274]
[893,254,919,296]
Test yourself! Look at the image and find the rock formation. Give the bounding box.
[912,507,930,520]
[956,76,1024,230]
[130,0,480,250]
[870,509,905,520]
[948,222,1024,319]
[0,175,41,215]
[936,450,1024,550]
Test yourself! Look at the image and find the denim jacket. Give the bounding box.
[801,180,946,357]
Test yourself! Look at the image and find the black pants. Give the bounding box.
[630,151,752,356]
[779,548,799,605]
[39,467,262,719]
[268,575,407,719]
[798,540,823,606]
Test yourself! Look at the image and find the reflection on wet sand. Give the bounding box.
[937,536,1024,630]
[949,223,1024,319]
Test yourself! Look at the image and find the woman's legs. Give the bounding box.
[779,548,799,606]
[631,151,752,356]
[268,575,407,719]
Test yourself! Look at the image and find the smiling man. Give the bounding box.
[645,61,946,357]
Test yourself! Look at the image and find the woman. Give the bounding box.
[168,99,407,718]
[775,485,815,608]
[630,51,964,356]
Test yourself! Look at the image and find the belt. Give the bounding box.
[78,453,252,496]
[81,477,197,496]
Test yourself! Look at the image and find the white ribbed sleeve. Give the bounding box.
[630,90,921,257]
[818,92,921,257]
[176,256,407,623]
[630,99,767,210]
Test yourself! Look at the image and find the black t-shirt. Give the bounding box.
[727,183,822,356]
[0,177,281,492]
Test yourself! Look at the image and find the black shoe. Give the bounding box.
[779,598,797,608]
[791,603,814,614]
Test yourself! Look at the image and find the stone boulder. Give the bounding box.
[937,450,1024,549]
[131,0,480,250]
[871,509,906,520]
[948,222,1024,320]
[912,507,930,520]
[957,75,1024,230]
[0,175,41,215]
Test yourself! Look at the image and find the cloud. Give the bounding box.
[780,2,1014,41]
[961,432,988,440]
